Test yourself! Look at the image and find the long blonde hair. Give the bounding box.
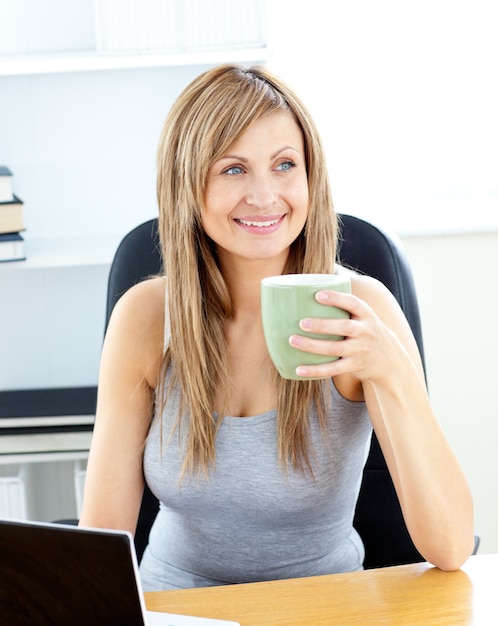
[156,65,338,476]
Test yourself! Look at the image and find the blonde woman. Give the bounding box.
[80,65,474,590]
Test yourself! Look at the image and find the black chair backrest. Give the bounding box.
[105,219,163,327]
[106,215,424,567]
[337,215,424,568]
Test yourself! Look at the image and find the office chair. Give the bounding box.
[104,214,474,567]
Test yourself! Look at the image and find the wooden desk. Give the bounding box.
[145,554,497,625]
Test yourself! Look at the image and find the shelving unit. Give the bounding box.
[0,386,97,521]
[0,0,269,525]
[0,0,268,78]
[0,47,268,77]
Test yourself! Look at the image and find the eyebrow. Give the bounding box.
[216,146,301,162]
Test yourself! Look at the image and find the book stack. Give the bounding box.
[0,166,26,263]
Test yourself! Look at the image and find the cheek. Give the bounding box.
[204,181,238,217]
[292,185,309,234]
[290,179,309,213]
[201,188,234,239]
[202,188,223,224]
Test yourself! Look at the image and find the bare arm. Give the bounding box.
[290,274,474,570]
[79,277,165,535]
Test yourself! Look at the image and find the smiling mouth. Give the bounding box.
[235,217,281,227]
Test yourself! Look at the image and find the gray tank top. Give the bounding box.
[140,371,372,591]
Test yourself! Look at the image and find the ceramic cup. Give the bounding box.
[261,273,351,380]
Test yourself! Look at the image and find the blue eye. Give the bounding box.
[224,165,244,175]
[276,161,295,171]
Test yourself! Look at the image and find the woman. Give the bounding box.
[80,65,474,590]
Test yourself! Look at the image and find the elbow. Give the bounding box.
[425,534,475,572]
[434,555,469,573]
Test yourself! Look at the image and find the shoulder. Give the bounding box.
[112,275,166,319]
[350,272,424,373]
[350,272,396,307]
[109,276,166,342]
[104,276,166,387]
[334,263,411,333]
[335,263,402,318]
[349,272,410,327]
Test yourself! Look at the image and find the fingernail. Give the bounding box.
[299,318,312,330]
[316,291,328,303]
[289,335,302,347]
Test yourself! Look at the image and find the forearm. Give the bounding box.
[79,437,145,535]
[286,275,474,568]
[363,361,474,570]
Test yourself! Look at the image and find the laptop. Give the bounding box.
[0,519,239,626]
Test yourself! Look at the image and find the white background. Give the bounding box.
[1,0,497,552]
[267,0,498,235]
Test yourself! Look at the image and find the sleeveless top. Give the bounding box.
[139,368,372,591]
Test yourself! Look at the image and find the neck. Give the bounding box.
[220,254,288,314]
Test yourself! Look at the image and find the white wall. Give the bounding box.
[266,0,498,235]
[266,0,498,554]
[402,233,498,556]
[0,65,203,241]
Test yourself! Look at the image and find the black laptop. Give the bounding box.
[0,519,239,626]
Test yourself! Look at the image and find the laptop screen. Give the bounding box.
[0,520,147,626]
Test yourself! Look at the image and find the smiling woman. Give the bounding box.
[79,64,474,591]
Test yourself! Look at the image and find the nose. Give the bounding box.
[245,173,277,209]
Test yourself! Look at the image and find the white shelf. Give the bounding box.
[0,431,93,456]
[0,450,89,466]
[0,415,95,430]
[0,234,122,270]
[0,46,269,77]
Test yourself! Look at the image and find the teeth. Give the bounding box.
[238,218,279,227]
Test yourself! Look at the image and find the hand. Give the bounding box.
[288,287,404,382]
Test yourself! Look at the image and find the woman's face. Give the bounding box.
[202,110,309,270]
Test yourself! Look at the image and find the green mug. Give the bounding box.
[261,273,351,380]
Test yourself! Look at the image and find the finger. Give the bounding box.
[315,289,366,318]
[298,316,358,339]
[295,355,350,379]
[289,333,349,358]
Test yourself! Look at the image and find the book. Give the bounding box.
[0,166,14,202]
[0,232,25,263]
[0,195,24,234]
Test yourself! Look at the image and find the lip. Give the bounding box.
[234,214,286,234]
